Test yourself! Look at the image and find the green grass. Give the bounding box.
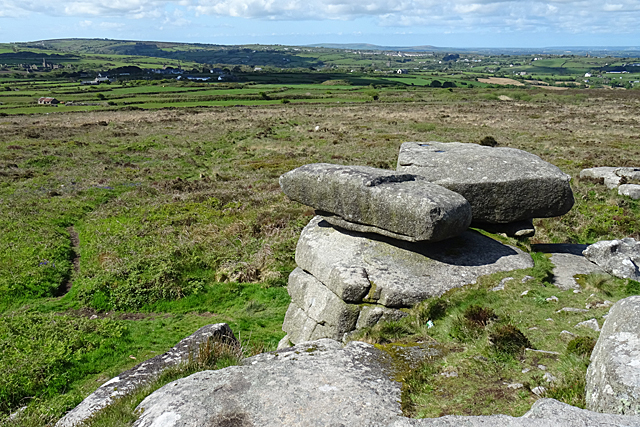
[353,257,640,418]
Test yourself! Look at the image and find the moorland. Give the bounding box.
[1,39,640,426]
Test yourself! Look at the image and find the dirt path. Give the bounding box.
[61,226,81,295]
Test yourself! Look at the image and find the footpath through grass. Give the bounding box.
[1,92,640,423]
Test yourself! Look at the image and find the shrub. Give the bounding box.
[450,305,497,342]
[488,324,532,355]
[567,336,596,358]
[480,136,498,147]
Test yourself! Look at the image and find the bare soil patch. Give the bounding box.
[477,77,524,86]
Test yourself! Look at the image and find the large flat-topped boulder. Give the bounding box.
[296,216,533,308]
[587,296,640,415]
[396,141,574,223]
[280,163,472,242]
[133,339,403,427]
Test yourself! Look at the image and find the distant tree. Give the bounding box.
[430,80,442,88]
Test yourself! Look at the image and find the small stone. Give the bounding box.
[546,318,554,322]
[522,368,531,374]
[619,184,640,200]
[491,277,513,292]
[544,373,558,383]
[596,300,613,308]
[573,289,582,294]
[556,307,589,313]
[526,348,561,355]
[89,314,98,320]
[440,371,458,378]
[546,296,559,302]
[538,365,547,371]
[528,327,538,330]
[532,386,547,396]
[575,318,600,332]
[560,330,576,340]
[473,220,536,238]
[522,275,534,283]
[521,290,529,297]
[507,383,524,389]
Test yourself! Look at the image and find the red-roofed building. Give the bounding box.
[38,97,59,105]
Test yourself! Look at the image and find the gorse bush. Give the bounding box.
[488,324,532,355]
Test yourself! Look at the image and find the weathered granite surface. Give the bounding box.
[296,216,534,309]
[619,184,640,200]
[531,243,608,290]
[56,323,237,427]
[587,296,640,414]
[388,398,640,426]
[133,339,403,427]
[396,141,574,223]
[583,238,640,281]
[280,163,472,242]
[281,268,407,345]
[128,337,640,427]
[283,268,361,342]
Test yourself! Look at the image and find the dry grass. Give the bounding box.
[477,77,525,86]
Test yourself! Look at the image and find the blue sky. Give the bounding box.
[0,0,639,48]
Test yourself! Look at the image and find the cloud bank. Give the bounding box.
[0,0,639,35]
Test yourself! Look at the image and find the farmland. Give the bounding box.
[1,39,640,426]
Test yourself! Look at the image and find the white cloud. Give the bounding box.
[0,0,639,36]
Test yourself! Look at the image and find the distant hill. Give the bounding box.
[306,43,441,52]
[308,43,640,57]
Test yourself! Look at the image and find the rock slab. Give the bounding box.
[389,398,640,426]
[56,323,237,427]
[587,296,640,414]
[580,167,640,189]
[396,141,574,223]
[297,216,534,309]
[531,243,608,290]
[133,339,403,427]
[583,238,640,281]
[619,184,640,200]
[280,163,472,242]
[130,336,640,427]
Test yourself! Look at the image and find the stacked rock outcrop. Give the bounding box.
[279,142,574,346]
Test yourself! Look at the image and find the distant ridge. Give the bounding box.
[13,38,640,58]
[308,43,640,56]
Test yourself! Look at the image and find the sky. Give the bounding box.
[0,0,639,48]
